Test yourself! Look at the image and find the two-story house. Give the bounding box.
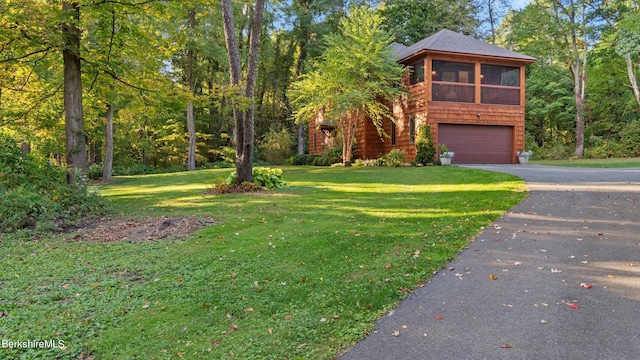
[309,29,537,164]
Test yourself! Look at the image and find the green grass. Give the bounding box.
[0,166,525,359]
[531,157,640,168]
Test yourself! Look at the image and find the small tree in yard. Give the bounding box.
[288,5,405,166]
[415,125,436,165]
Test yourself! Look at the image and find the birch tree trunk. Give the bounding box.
[297,123,305,154]
[103,103,114,182]
[221,0,265,184]
[62,1,87,182]
[625,55,640,108]
[186,9,197,171]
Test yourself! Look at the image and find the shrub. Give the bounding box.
[208,178,260,194]
[224,167,286,190]
[586,138,624,159]
[112,164,158,176]
[0,135,108,232]
[381,149,406,167]
[311,147,342,166]
[289,154,319,165]
[524,131,540,157]
[353,159,379,167]
[536,140,573,160]
[87,163,103,180]
[415,125,436,165]
[620,121,640,157]
[259,128,295,165]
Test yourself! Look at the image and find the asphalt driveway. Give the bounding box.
[338,165,640,360]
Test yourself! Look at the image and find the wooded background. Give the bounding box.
[1,0,638,175]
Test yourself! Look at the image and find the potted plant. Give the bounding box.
[517,150,532,164]
[439,143,454,165]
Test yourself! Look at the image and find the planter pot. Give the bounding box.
[518,156,530,164]
[440,157,452,165]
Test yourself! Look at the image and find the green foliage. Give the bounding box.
[289,154,320,165]
[0,135,108,232]
[585,137,624,159]
[620,121,640,157]
[524,131,540,156]
[535,140,573,160]
[225,167,287,190]
[415,125,436,165]
[381,149,407,167]
[87,163,104,181]
[112,164,159,176]
[381,0,479,44]
[353,158,381,167]
[0,166,525,359]
[311,147,342,166]
[259,127,295,165]
[288,5,405,164]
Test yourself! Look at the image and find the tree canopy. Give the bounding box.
[0,0,639,173]
[288,5,405,165]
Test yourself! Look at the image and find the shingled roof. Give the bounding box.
[393,29,536,63]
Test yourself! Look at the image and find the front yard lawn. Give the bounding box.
[0,166,525,359]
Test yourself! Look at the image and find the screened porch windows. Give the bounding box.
[427,60,521,106]
[431,60,475,103]
[480,64,520,105]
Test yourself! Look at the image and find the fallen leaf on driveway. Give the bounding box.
[392,330,400,337]
[501,344,512,348]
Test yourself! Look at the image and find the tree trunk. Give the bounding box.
[186,9,197,171]
[187,101,196,170]
[221,0,265,184]
[297,123,305,154]
[625,54,640,108]
[103,103,114,183]
[62,1,87,183]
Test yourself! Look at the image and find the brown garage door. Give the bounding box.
[438,124,513,164]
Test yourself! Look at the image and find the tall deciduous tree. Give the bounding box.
[186,8,197,171]
[532,0,593,157]
[103,103,114,181]
[608,0,640,108]
[381,0,479,44]
[478,0,511,44]
[62,1,88,180]
[221,0,265,184]
[288,5,405,166]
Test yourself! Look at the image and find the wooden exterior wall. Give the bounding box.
[309,52,530,164]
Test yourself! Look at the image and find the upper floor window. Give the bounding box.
[409,60,424,85]
[431,60,475,103]
[432,60,475,83]
[481,65,520,87]
[481,64,521,105]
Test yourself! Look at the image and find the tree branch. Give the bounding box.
[0,47,53,63]
[91,0,161,6]
[0,82,64,126]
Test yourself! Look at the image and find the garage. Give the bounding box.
[438,124,514,164]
